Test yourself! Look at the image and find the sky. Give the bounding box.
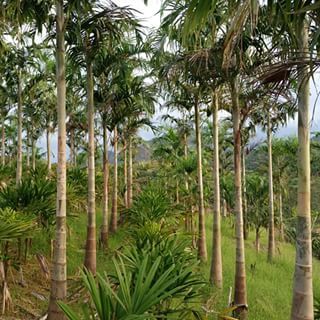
[39,0,320,160]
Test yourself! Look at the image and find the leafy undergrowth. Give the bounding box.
[4,211,320,319]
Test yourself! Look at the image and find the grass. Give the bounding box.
[17,210,320,320]
[203,214,320,319]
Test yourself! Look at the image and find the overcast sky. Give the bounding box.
[40,1,320,160]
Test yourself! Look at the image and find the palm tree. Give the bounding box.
[209,91,222,288]
[48,1,67,318]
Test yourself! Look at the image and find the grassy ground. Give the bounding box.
[203,214,320,320]
[5,210,320,319]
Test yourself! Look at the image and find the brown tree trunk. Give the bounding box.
[210,92,222,288]
[231,77,247,317]
[47,2,67,318]
[83,57,96,275]
[110,127,118,233]
[267,112,275,262]
[194,95,207,261]
[291,19,313,320]
[100,121,109,249]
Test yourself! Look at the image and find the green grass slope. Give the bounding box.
[203,215,320,320]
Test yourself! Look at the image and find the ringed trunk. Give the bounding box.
[16,69,22,186]
[110,127,118,233]
[267,112,275,262]
[194,95,207,261]
[47,128,52,172]
[231,77,247,315]
[1,117,5,166]
[83,58,96,275]
[127,136,133,207]
[242,149,248,240]
[124,140,128,209]
[100,121,109,249]
[209,92,222,288]
[47,2,67,318]
[290,19,313,320]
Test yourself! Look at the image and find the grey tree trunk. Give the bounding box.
[124,141,128,209]
[291,19,313,320]
[111,127,118,232]
[231,77,247,317]
[16,69,22,185]
[100,121,109,249]
[194,96,207,262]
[47,1,67,318]
[279,191,284,242]
[26,130,30,169]
[70,128,75,166]
[267,112,275,262]
[47,128,52,172]
[242,148,248,240]
[255,228,260,253]
[127,136,133,207]
[84,58,96,275]
[1,117,5,166]
[31,135,36,171]
[209,92,222,288]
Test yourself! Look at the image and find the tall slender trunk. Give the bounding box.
[84,57,96,275]
[279,190,284,242]
[48,1,67,318]
[267,112,275,262]
[242,148,248,240]
[47,128,52,172]
[100,120,109,249]
[127,136,133,207]
[255,228,260,253]
[123,140,128,209]
[31,134,36,171]
[1,117,5,166]
[194,95,207,261]
[26,129,30,169]
[231,77,247,316]
[111,127,118,233]
[175,180,179,204]
[210,92,222,288]
[291,19,313,320]
[70,128,75,166]
[16,69,22,185]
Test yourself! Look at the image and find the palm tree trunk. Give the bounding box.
[100,120,109,249]
[70,128,75,166]
[127,136,133,207]
[194,95,207,261]
[242,148,248,240]
[124,140,128,209]
[210,92,222,288]
[1,117,5,166]
[267,112,275,262]
[291,19,313,320]
[255,228,260,253]
[16,69,22,185]
[31,134,36,171]
[111,127,118,233]
[231,77,247,315]
[48,1,67,318]
[279,190,284,242]
[47,128,52,172]
[26,130,30,169]
[84,57,96,275]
